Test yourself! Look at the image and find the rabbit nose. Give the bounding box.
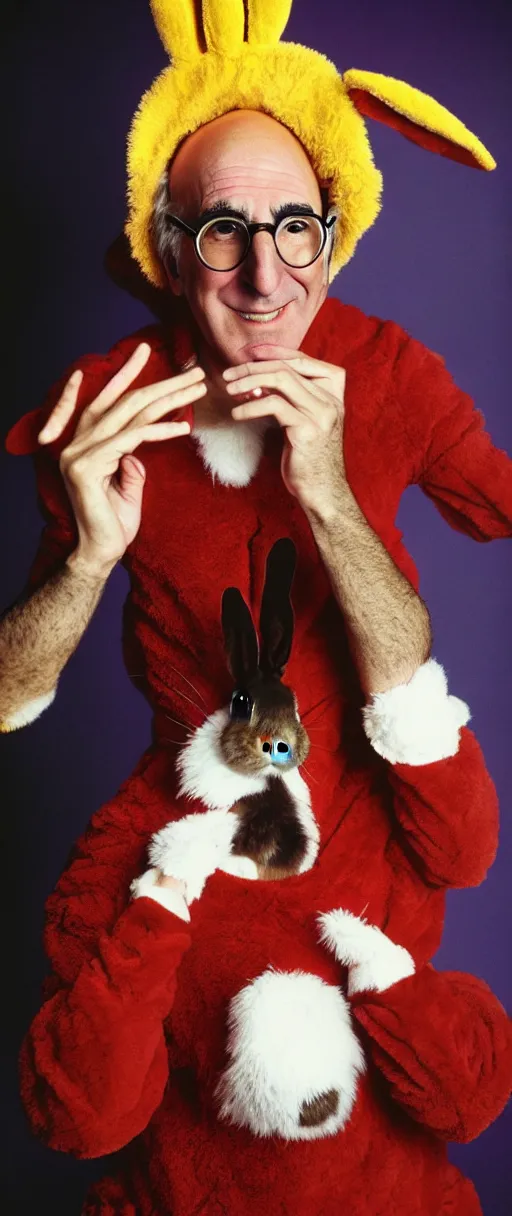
[272,739,292,764]
[259,735,293,764]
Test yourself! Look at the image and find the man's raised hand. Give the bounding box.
[38,343,206,578]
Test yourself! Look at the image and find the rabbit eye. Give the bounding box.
[230,690,253,721]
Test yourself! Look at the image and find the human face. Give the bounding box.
[167,110,332,370]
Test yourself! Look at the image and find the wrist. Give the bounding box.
[65,546,118,584]
[304,481,359,531]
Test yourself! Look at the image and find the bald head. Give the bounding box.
[169,109,323,217]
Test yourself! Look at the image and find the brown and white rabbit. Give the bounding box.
[144,538,320,902]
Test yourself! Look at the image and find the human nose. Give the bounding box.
[241,230,285,296]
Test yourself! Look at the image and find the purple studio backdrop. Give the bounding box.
[1,1,511,1213]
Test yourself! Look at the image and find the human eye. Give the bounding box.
[210,219,241,239]
[282,217,311,233]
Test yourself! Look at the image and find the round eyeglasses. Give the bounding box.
[165,211,336,272]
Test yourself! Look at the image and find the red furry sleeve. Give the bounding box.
[20,898,191,1158]
[353,966,512,1143]
[383,727,499,888]
[398,340,512,541]
[18,751,192,1158]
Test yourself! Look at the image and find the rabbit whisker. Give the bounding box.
[164,661,208,709]
[129,672,204,720]
[307,740,336,754]
[162,736,187,747]
[164,714,192,735]
[300,763,319,786]
[165,685,207,721]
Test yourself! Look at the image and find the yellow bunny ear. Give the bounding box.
[246,0,293,45]
[343,69,496,171]
[202,0,245,53]
[150,0,203,62]
[152,0,254,60]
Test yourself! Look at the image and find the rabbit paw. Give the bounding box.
[317,909,415,996]
[148,809,240,903]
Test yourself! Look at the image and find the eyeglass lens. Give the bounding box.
[198,216,324,270]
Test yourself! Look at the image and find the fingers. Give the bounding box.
[63,418,191,489]
[107,418,192,459]
[38,369,84,444]
[223,355,344,381]
[230,394,303,429]
[79,366,206,444]
[82,374,206,444]
[118,454,146,497]
[226,366,325,417]
[86,341,153,415]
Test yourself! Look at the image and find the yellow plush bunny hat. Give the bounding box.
[126,0,495,288]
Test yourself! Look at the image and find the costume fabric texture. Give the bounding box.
[9,298,512,1214]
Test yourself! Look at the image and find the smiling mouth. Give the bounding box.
[233,303,290,323]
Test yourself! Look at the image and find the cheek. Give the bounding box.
[187,265,236,307]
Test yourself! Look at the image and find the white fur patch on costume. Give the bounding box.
[193,418,269,486]
[362,657,470,765]
[0,687,57,732]
[318,909,415,996]
[148,809,257,903]
[130,867,191,923]
[214,967,365,1140]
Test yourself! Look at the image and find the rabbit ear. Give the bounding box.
[259,538,297,677]
[222,588,260,685]
[246,0,293,45]
[344,69,495,171]
[151,0,290,61]
[202,0,245,53]
[150,0,204,62]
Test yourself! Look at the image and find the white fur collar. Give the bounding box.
[192,417,270,486]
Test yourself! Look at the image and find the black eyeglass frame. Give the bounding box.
[165,210,337,271]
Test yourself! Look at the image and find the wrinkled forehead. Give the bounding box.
[168,109,323,214]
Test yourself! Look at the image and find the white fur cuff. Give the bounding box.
[318,909,415,996]
[131,867,191,923]
[0,687,57,733]
[362,658,470,765]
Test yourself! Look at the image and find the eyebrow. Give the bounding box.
[196,199,317,225]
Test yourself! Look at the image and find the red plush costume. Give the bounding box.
[7,297,512,1214]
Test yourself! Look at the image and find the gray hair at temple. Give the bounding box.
[150,167,184,279]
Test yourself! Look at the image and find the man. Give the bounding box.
[2,3,511,1213]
